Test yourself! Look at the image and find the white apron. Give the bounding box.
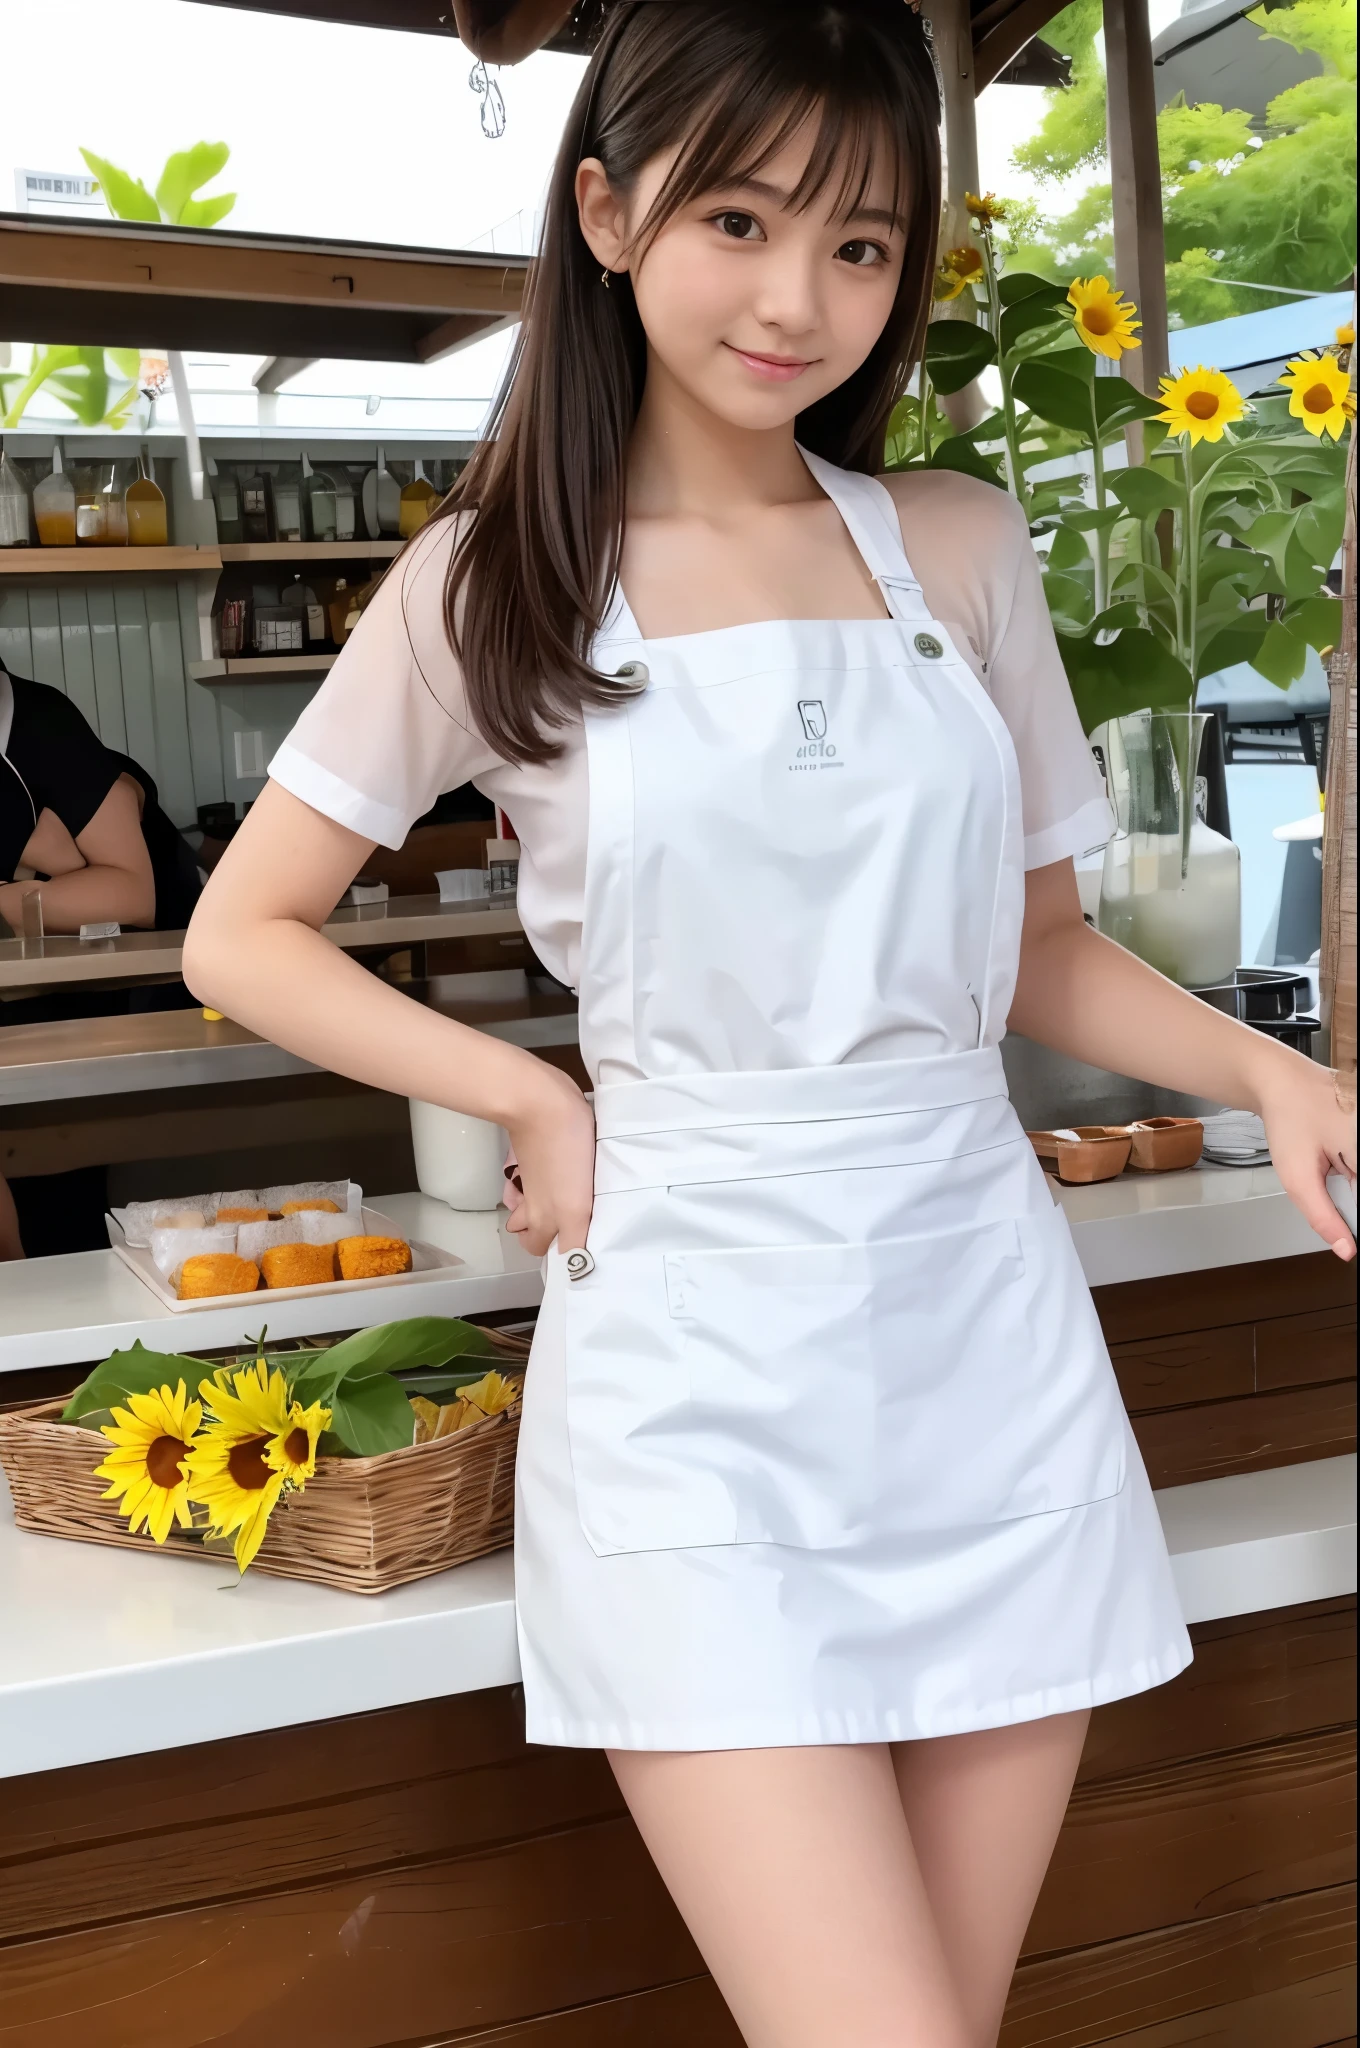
[512,451,1190,1750]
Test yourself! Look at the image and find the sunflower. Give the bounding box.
[1156,365,1248,445]
[185,1359,293,1570]
[1337,321,1355,347]
[1068,276,1141,360]
[1278,351,1355,440]
[264,1394,332,1485]
[965,191,1006,228]
[95,1381,203,1544]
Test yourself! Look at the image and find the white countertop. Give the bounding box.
[0,1194,544,1374]
[0,1455,1351,1780]
[0,1161,1332,1375]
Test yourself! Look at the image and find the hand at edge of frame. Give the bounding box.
[1257,1057,1358,1260]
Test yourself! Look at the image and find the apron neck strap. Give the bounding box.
[796,446,924,618]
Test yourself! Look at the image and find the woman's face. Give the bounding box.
[577,119,907,432]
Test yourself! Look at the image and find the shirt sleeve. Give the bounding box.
[984,499,1114,870]
[20,680,120,841]
[268,518,498,849]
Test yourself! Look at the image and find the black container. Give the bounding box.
[1192,966,1311,1023]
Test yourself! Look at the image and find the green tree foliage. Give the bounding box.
[1008,0,1356,324]
[79,141,236,228]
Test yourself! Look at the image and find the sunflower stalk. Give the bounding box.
[979,228,1030,522]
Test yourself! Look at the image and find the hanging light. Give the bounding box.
[469,58,507,138]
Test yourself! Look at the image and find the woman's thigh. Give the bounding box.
[608,1742,973,2048]
[891,1710,1090,2047]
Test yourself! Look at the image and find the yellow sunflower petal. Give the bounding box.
[1278,351,1354,439]
[1068,276,1141,360]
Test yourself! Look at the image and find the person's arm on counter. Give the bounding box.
[0,776,156,934]
[182,778,595,1258]
[1011,858,1357,1258]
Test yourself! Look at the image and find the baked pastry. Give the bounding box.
[337,1235,412,1280]
[279,1198,342,1215]
[159,1209,207,1230]
[260,1242,337,1289]
[178,1253,259,1299]
[217,1205,269,1224]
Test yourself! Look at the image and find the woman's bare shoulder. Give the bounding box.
[877,468,1029,556]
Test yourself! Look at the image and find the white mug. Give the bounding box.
[408,1099,508,1211]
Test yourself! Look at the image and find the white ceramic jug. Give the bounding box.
[408,1100,509,1211]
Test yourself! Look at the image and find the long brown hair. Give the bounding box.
[438,0,942,765]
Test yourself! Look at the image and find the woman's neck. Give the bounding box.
[626,353,819,524]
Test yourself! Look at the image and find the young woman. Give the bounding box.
[186,5,1356,2041]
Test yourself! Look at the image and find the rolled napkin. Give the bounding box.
[1199,1109,1271,1166]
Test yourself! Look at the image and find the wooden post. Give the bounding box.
[928,0,980,253]
[1322,422,1357,1083]
[927,0,989,430]
[1103,0,1169,395]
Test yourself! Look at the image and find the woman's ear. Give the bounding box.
[575,158,630,277]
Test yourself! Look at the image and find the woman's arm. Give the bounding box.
[0,776,155,932]
[182,779,596,1257]
[1011,859,1357,1257]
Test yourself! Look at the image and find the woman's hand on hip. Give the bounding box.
[503,1061,597,1258]
[1257,1058,1357,1260]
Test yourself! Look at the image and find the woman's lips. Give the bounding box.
[726,345,814,383]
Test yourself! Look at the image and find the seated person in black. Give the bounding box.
[0,661,202,935]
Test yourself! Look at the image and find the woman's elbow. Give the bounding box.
[182,903,236,1009]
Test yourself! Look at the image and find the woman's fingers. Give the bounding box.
[1281,1155,1356,1260]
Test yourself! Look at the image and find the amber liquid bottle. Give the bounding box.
[33,443,77,546]
[126,447,168,546]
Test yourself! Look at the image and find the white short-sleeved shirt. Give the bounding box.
[271,469,1112,991]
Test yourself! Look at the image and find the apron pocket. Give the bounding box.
[562,1206,1127,1559]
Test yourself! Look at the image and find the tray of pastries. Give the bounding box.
[106,1181,463,1311]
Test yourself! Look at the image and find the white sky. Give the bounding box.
[2,0,1189,415]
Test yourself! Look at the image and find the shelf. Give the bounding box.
[216,540,404,563]
[190,655,338,683]
[0,545,220,576]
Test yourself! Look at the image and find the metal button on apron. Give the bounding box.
[615,661,649,685]
[914,633,944,660]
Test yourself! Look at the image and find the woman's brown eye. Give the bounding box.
[718,212,760,240]
[838,240,879,266]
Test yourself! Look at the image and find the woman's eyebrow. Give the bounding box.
[720,175,904,231]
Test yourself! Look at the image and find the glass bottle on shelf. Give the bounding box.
[271,463,303,543]
[207,456,243,544]
[281,573,326,646]
[332,468,356,541]
[399,456,439,539]
[33,442,77,546]
[240,466,274,544]
[126,446,168,547]
[0,442,32,546]
[300,452,338,542]
[75,463,128,544]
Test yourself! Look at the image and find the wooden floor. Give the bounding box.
[0,1254,1353,2045]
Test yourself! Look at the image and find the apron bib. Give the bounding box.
[548,450,1128,1562]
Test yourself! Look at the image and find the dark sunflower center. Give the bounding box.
[227,1436,273,1490]
[283,1427,310,1465]
[145,1435,189,1489]
[1083,306,1115,335]
[1303,384,1332,413]
[1186,390,1220,420]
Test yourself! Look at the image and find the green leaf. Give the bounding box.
[928,436,1005,487]
[1250,618,1310,689]
[1000,296,1071,356]
[1058,626,1193,735]
[397,1366,521,1396]
[154,141,232,223]
[1110,466,1182,518]
[108,347,141,380]
[325,1370,418,1458]
[289,1316,502,1408]
[1013,358,1097,436]
[1289,593,1343,650]
[923,318,997,395]
[79,147,161,222]
[1199,613,1271,675]
[997,273,1069,308]
[178,192,237,230]
[1046,524,1092,573]
[62,1340,221,1423]
[1092,377,1164,434]
[1061,503,1125,533]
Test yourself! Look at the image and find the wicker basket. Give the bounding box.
[0,1336,529,1596]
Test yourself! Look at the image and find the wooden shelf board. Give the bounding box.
[0,545,220,576]
[216,540,403,562]
[190,655,338,683]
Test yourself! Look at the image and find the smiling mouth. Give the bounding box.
[725,345,816,383]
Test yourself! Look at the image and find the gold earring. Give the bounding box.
[601,267,612,288]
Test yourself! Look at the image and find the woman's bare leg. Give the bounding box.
[891,1711,1090,2047]
[609,1743,972,2048]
